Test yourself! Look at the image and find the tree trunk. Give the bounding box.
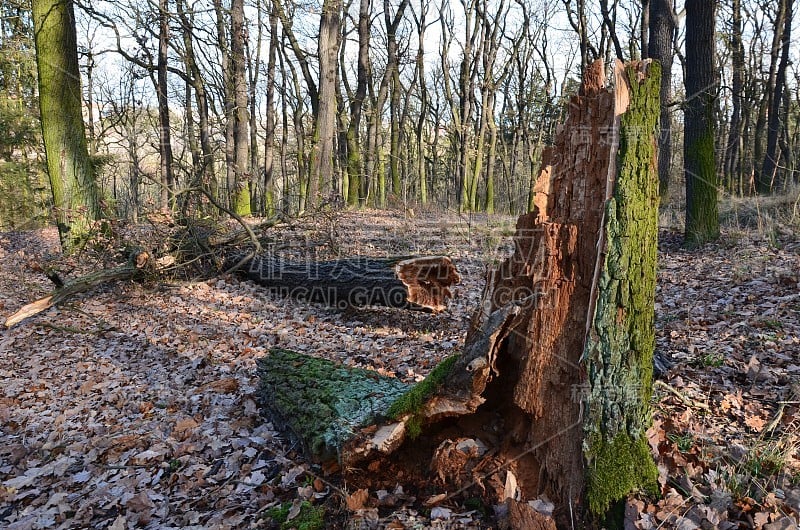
[683,0,719,247]
[346,0,370,207]
[414,8,428,205]
[212,0,236,209]
[32,0,101,253]
[308,0,341,209]
[723,0,745,194]
[156,0,174,209]
[247,0,262,213]
[263,5,279,215]
[760,0,792,193]
[183,79,201,198]
[456,1,479,211]
[648,0,675,197]
[231,0,251,215]
[640,0,649,58]
[177,0,216,201]
[238,255,460,312]
[384,0,410,200]
[257,60,661,527]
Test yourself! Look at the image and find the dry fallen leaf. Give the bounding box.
[744,414,766,432]
[173,417,199,441]
[200,378,240,393]
[346,488,370,511]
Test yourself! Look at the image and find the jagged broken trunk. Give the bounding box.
[257,60,661,528]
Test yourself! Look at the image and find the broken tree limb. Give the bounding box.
[255,60,661,528]
[236,255,460,312]
[4,250,150,328]
[257,349,412,462]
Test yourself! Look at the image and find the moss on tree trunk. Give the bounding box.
[583,63,661,515]
[258,349,412,461]
[32,0,101,253]
[683,0,720,247]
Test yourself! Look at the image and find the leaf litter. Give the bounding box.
[0,212,798,529]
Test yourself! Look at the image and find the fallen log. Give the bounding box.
[236,255,460,312]
[256,59,662,528]
[4,250,150,328]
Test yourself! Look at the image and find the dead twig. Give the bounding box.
[653,380,711,411]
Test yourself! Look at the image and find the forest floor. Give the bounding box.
[0,209,799,529]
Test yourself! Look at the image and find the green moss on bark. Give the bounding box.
[258,349,410,460]
[587,432,659,515]
[233,183,251,216]
[684,127,719,248]
[386,355,458,437]
[582,63,661,515]
[345,126,361,206]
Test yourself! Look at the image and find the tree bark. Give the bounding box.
[412,4,429,205]
[177,0,216,201]
[263,5,279,215]
[156,0,174,209]
[32,0,101,253]
[231,0,251,215]
[212,0,236,209]
[345,0,370,206]
[760,0,792,193]
[247,0,262,213]
[385,0,410,200]
[648,0,675,197]
[308,0,341,209]
[723,0,745,194]
[683,0,719,247]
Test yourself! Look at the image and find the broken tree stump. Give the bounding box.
[236,255,460,312]
[256,59,661,528]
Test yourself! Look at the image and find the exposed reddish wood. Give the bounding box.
[396,256,460,311]
[507,499,558,530]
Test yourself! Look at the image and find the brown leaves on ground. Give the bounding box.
[0,213,799,529]
[643,232,800,530]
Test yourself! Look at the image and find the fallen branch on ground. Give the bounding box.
[4,250,151,328]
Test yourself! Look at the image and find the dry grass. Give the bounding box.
[659,185,800,241]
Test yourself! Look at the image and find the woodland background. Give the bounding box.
[0,0,798,231]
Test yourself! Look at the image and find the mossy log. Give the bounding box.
[257,349,413,462]
[237,255,460,312]
[256,60,661,529]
